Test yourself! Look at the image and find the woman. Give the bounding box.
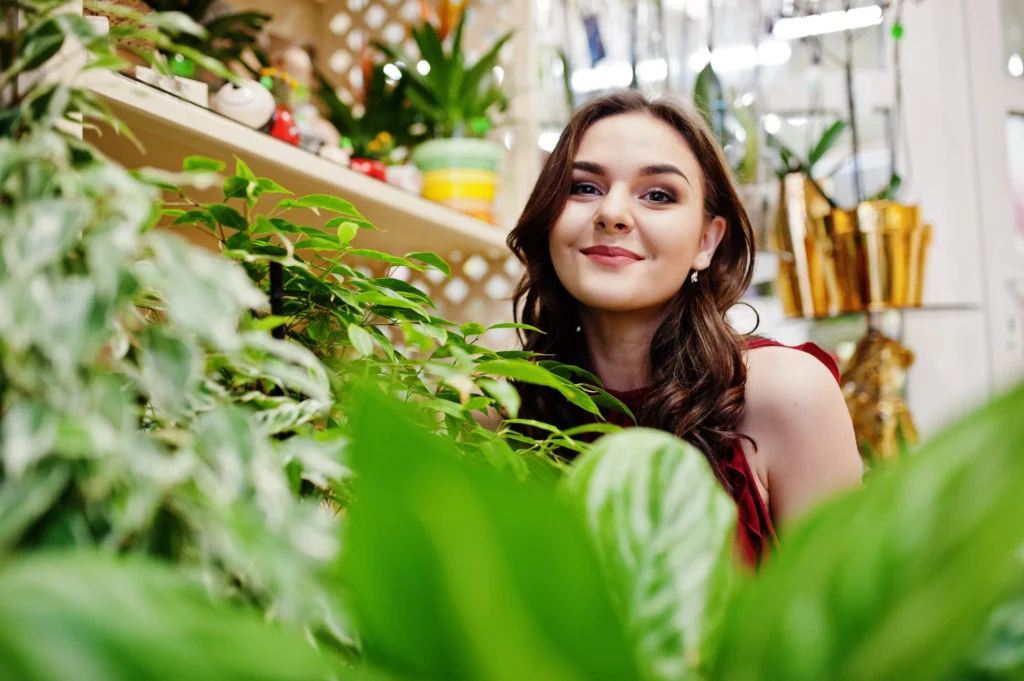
[507,91,862,565]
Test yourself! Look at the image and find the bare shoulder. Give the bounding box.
[741,345,862,528]
[743,345,841,419]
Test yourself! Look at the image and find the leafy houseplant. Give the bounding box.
[374,7,513,223]
[316,61,423,179]
[5,4,1024,681]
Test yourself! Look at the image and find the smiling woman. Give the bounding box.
[507,91,862,565]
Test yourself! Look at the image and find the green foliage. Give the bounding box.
[316,65,424,160]
[165,155,615,467]
[373,10,512,139]
[566,430,739,680]
[0,553,335,681]
[342,385,642,681]
[711,384,1024,681]
[129,0,270,77]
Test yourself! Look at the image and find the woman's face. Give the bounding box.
[549,112,725,314]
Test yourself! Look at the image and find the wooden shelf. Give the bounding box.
[81,71,510,257]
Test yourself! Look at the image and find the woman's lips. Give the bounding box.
[580,245,644,266]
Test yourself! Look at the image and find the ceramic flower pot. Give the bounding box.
[350,158,388,182]
[412,138,504,223]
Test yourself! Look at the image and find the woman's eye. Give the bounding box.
[570,182,600,195]
[645,189,676,203]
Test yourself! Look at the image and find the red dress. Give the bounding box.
[602,338,840,567]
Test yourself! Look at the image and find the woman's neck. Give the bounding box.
[580,305,668,392]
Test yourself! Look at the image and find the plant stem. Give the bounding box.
[269,261,285,339]
[844,0,864,204]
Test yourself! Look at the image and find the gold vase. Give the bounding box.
[773,173,834,318]
[817,201,933,314]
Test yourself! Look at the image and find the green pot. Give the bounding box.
[412,138,505,223]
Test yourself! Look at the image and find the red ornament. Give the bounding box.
[268,106,301,146]
[350,158,387,181]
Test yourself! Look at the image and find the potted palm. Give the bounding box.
[374,5,512,223]
[317,57,423,183]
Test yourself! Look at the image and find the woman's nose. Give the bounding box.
[593,188,634,233]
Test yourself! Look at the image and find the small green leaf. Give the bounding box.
[347,249,422,270]
[171,210,217,232]
[296,194,365,218]
[460,322,486,337]
[206,204,248,232]
[478,378,521,418]
[808,120,848,170]
[235,158,256,180]
[222,175,250,201]
[325,216,377,231]
[293,238,341,252]
[347,324,375,356]
[336,221,359,245]
[406,252,451,277]
[256,177,291,195]
[488,322,545,334]
[183,156,225,173]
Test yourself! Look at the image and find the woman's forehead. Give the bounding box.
[573,113,699,173]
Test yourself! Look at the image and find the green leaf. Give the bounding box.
[183,156,225,173]
[235,157,256,180]
[325,216,377,231]
[347,324,375,357]
[710,383,1024,681]
[405,252,451,277]
[460,322,486,337]
[336,221,360,246]
[206,204,248,232]
[477,378,520,419]
[567,429,738,680]
[171,210,217,232]
[356,291,429,319]
[477,360,601,416]
[222,175,250,201]
[0,554,333,681]
[488,322,545,334]
[347,249,421,270]
[807,120,847,170]
[138,327,198,418]
[344,386,642,681]
[293,238,342,252]
[256,177,291,196]
[296,194,365,218]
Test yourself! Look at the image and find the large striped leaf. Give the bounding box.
[565,429,738,681]
[709,383,1024,681]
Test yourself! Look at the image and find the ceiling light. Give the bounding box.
[763,114,782,134]
[538,131,561,152]
[688,40,792,73]
[772,6,883,41]
[1010,54,1024,77]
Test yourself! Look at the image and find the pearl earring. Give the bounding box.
[691,270,699,283]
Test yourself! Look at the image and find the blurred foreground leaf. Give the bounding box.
[711,384,1024,681]
[0,554,335,681]
[343,385,642,681]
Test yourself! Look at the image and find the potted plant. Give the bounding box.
[374,6,513,223]
[316,55,423,182]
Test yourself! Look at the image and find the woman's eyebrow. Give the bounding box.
[640,164,691,187]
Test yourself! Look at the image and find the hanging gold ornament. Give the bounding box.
[840,329,919,462]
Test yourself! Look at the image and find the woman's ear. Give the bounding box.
[693,215,727,271]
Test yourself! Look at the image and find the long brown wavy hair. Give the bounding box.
[507,90,756,481]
